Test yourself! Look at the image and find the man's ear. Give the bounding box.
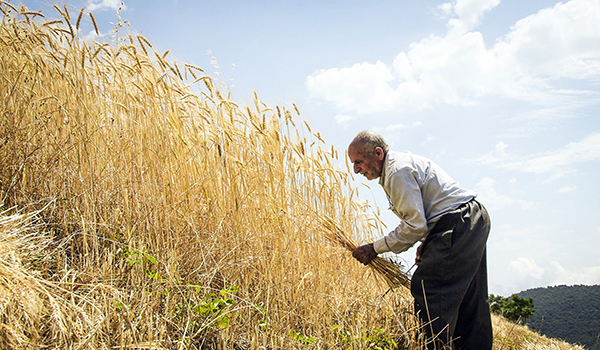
[375,147,384,159]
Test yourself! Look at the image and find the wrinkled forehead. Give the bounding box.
[349,139,373,154]
[348,139,366,153]
[348,143,368,162]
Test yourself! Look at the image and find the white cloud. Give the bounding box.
[489,221,600,294]
[384,123,407,132]
[85,0,126,13]
[443,0,501,33]
[495,141,508,155]
[502,259,600,292]
[81,29,101,43]
[306,0,600,115]
[477,141,510,164]
[436,2,454,18]
[510,257,545,280]
[334,114,356,128]
[517,133,600,173]
[558,186,576,193]
[475,177,534,210]
[496,0,600,82]
[548,262,600,286]
[306,61,396,114]
[499,107,579,138]
[422,134,436,145]
[477,132,600,178]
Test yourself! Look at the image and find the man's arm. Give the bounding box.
[373,165,428,254]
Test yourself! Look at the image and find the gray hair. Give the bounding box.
[349,130,389,154]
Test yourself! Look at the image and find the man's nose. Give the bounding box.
[353,164,360,173]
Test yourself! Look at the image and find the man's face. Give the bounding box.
[348,145,385,180]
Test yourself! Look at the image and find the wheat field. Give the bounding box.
[0,2,586,349]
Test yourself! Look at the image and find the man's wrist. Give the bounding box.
[373,238,390,254]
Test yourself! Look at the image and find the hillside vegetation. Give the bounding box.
[519,285,600,349]
[0,2,588,349]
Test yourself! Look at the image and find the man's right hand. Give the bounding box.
[352,243,378,265]
[415,242,423,265]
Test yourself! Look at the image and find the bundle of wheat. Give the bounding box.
[319,214,411,289]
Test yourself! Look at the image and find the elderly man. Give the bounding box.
[349,130,492,350]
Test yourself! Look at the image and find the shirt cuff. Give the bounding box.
[373,237,391,254]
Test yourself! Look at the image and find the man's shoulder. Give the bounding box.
[387,150,413,162]
[387,150,427,169]
[384,151,417,178]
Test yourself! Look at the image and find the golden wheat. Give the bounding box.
[0,2,419,349]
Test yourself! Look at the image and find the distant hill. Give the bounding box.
[518,285,600,349]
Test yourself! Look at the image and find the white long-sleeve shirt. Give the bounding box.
[373,151,476,254]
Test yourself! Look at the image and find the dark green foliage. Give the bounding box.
[518,285,600,349]
[489,294,535,323]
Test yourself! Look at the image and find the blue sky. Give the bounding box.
[15,0,600,296]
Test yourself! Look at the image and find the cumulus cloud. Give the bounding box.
[306,0,600,115]
[334,114,357,128]
[558,186,576,193]
[490,221,600,293]
[306,61,396,114]
[510,257,545,280]
[422,134,436,146]
[497,0,600,82]
[81,30,101,43]
[85,0,126,13]
[549,262,600,286]
[384,123,407,132]
[502,258,600,292]
[368,122,424,149]
[476,132,600,178]
[441,0,501,33]
[476,141,510,164]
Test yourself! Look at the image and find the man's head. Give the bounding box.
[348,130,389,180]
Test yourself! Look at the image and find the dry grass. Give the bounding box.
[492,314,586,350]
[0,2,584,349]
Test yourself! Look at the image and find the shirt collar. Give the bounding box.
[378,151,390,187]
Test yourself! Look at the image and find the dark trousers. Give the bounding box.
[411,200,492,350]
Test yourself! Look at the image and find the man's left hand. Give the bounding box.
[352,243,378,265]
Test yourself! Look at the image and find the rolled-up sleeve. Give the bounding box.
[373,166,428,254]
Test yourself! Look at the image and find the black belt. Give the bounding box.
[429,199,475,236]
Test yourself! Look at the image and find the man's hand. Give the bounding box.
[352,243,378,265]
[415,242,423,265]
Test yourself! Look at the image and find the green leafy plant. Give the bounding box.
[194,285,240,327]
[289,331,315,344]
[123,249,163,282]
[174,284,240,343]
[364,328,398,350]
[490,294,535,323]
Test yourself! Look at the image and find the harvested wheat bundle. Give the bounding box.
[291,181,411,289]
[319,215,411,289]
